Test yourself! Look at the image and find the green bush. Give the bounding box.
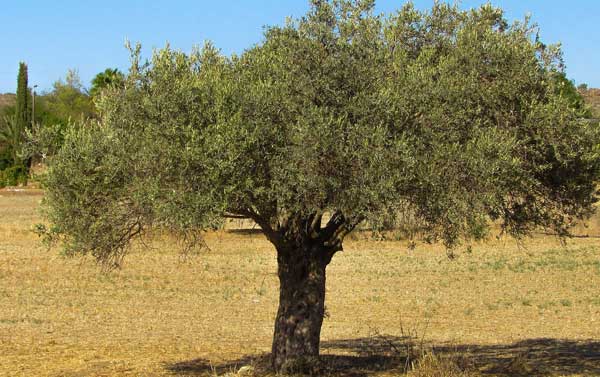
[0,164,28,187]
[0,148,12,171]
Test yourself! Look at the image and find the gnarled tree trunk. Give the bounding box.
[271,239,330,372]
[244,211,355,372]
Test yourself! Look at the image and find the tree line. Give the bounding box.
[0,66,123,187]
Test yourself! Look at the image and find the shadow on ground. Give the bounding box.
[165,337,600,376]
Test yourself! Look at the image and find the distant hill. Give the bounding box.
[0,93,15,112]
[581,88,600,118]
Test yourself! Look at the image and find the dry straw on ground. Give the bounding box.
[1,190,599,376]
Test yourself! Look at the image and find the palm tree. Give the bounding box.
[90,68,125,97]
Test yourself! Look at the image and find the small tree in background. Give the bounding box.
[0,63,31,185]
[42,69,95,122]
[8,62,31,169]
[32,70,95,127]
[41,1,600,372]
[15,62,31,133]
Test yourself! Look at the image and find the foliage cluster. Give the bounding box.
[550,71,592,118]
[89,68,125,98]
[0,116,28,186]
[0,164,28,186]
[34,70,95,127]
[29,68,126,159]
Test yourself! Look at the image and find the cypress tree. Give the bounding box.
[12,62,31,168]
[15,62,31,133]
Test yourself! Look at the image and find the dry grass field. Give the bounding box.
[1,190,600,376]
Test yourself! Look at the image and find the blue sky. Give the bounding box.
[1,1,598,93]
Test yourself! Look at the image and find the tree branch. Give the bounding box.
[309,211,324,239]
[317,211,345,243]
[233,207,282,245]
[320,213,364,251]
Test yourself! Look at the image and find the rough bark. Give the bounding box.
[233,210,358,372]
[270,237,332,373]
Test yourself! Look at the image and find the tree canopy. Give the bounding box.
[38,69,95,124]
[90,68,125,98]
[42,0,600,371]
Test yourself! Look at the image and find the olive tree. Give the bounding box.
[42,1,600,372]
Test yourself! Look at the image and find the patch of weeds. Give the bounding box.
[408,352,480,377]
[485,302,499,311]
[222,287,236,300]
[520,298,533,307]
[559,299,572,307]
[0,317,44,325]
[508,259,536,273]
[255,277,267,296]
[426,297,437,305]
[555,259,578,271]
[536,301,556,310]
[588,297,600,306]
[484,258,507,271]
[0,319,20,325]
[534,254,580,272]
[463,307,475,316]
[505,351,535,376]
[424,307,438,319]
